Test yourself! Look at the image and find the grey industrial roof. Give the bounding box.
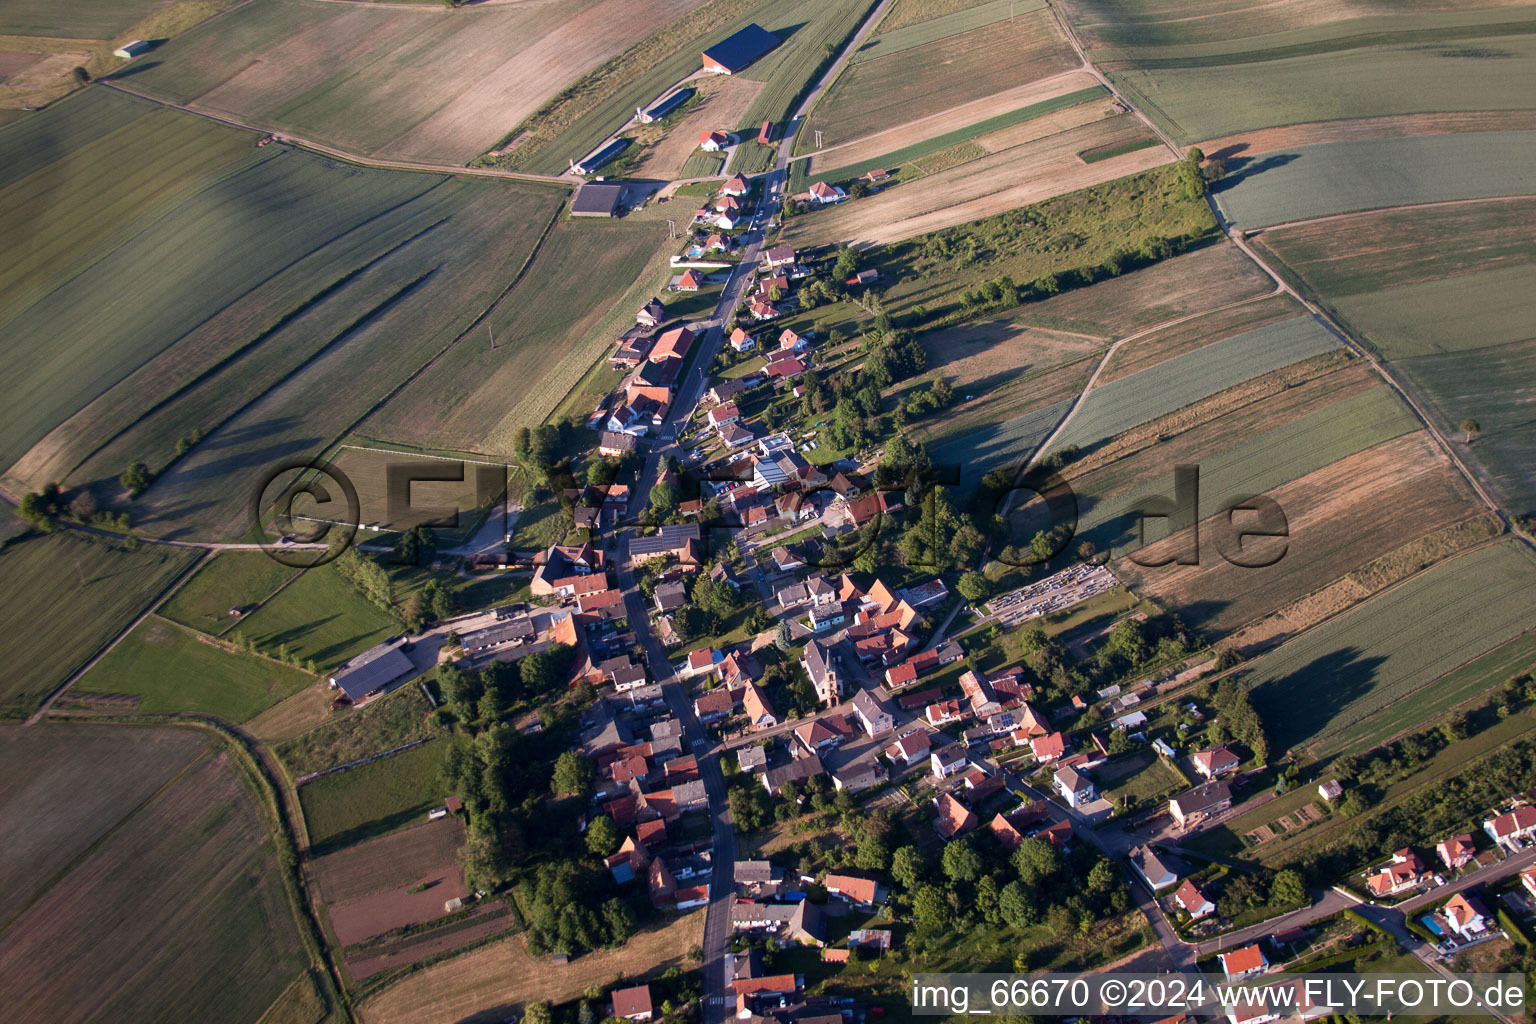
[330,645,414,700]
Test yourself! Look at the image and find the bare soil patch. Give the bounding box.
[807,69,1101,170]
[246,682,336,744]
[1121,431,1481,634]
[346,902,515,981]
[914,354,1094,447]
[313,817,468,946]
[974,95,1120,152]
[358,910,705,1024]
[788,115,1174,246]
[1198,111,1536,159]
[631,76,764,179]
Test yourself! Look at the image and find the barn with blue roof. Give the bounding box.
[701,23,780,75]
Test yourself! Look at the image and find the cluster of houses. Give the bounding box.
[730,858,891,961]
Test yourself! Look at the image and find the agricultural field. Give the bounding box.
[854,0,1043,62]
[785,114,1179,247]
[313,817,468,946]
[801,9,1077,150]
[1072,374,1421,556]
[1254,200,1536,516]
[230,562,400,671]
[0,742,314,1024]
[118,0,712,164]
[878,0,1018,33]
[1211,131,1536,228]
[158,551,299,636]
[0,531,200,719]
[275,684,439,779]
[364,216,669,454]
[73,615,313,721]
[1110,29,1536,147]
[323,445,503,544]
[358,909,706,1024]
[801,82,1113,188]
[298,737,459,852]
[0,722,208,923]
[1,89,571,544]
[629,77,764,179]
[1236,540,1536,758]
[1046,315,1341,454]
[724,0,883,175]
[1121,431,1482,635]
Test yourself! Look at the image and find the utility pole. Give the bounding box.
[814,130,823,149]
[667,219,677,239]
[488,322,495,349]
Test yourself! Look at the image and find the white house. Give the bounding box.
[1054,765,1095,808]
[1484,805,1536,850]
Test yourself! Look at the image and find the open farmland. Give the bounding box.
[0,723,207,923]
[1046,315,1341,454]
[802,9,1077,150]
[1211,132,1536,228]
[324,445,501,542]
[0,746,313,1024]
[879,0,1022,32]
[298,738,458,852]
[0,0,169,38]
[785,115,1179,247]
[120,0,712,164]
[802,73,1106,178]
[364,217,667,453]
[725,0,882,175]
[158,551,299,636]
[630,77,763,179]
[313,818,467,946]
[854,0,1043,62]
[1122,431,1482,635]
[358,910,705,1024]
[1106,24,1536,146]
[1073,378,1421,556]
[231,562,399,671]
[1311,630,1536,759]
[1255,201,1536,515]
[0,532,200,719]
[1056,0,1481,50]
[1237,540,1536,757]
[1095,294,1302,382]
[73,615,312,721]
[1,89,569,541]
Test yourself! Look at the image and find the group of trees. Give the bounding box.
[522,861,638,958]
[438,648,575,730]
[17,482,131,533]
[1214,867,1307,919]
[1206,678,1269,767]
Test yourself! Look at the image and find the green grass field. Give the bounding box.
[275,683,439,779]
[1110,27,1536,145]
[159,551,300,636]
[0,89,570,540]
[800,9,1076,151]
[230,563,400,671]
[801,86,1108,185]
[75,615,313,721]
[1048,316,1339,453]
[1211,132,1536,228]
[0,744,312,1024]
[1238,540,1536,757]
[1312,630,1536,759]
[851,0,1041,62]
[1079,136,1160,163]
[0,532,201,718]
[298,737,459,851]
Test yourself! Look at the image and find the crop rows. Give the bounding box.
[1240,540,1536,754]
[852,0,1043,63]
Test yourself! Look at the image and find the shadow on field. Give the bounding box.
[1247,645,1386,752]
[104,61,161,80]
[1212,152,1299,192]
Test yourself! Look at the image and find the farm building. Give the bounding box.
[700,131,730,152]
[328,644,414,701]
[571,182,625,217]
[721,174,750,196]
[639,88,692,123]
[702,24,780,75]
[573,138,628,175]
[114,40,152,59]
[758,121,773,144]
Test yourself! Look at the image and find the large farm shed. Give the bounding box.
[641,88,693,123]
[571,182,626,217]
[702,24,780,75]
[329,644,414,701]
[574,138,629,175]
